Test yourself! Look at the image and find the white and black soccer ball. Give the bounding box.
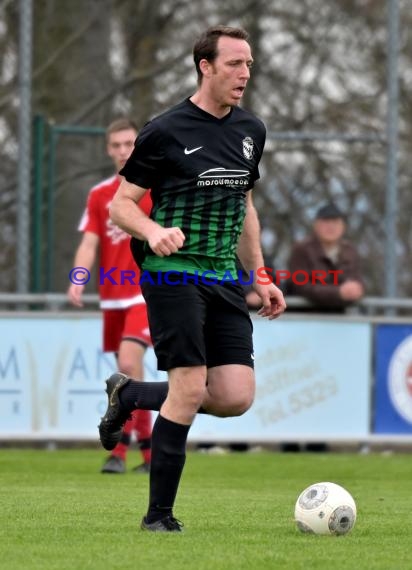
[294,482,357,535]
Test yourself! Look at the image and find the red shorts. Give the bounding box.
[103,303,152,353]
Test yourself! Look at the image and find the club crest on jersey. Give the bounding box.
[242,137,254,160]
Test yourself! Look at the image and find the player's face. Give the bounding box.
[205,36,253,107]
[314,218,346,245]
[106,128,137,172]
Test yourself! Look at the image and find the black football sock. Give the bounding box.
[119,380,168,412]
[146,415,190,523]
[118,379,209,414]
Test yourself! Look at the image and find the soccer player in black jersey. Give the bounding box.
[98,25,286,532]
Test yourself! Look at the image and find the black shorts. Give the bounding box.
[141,273,254,371]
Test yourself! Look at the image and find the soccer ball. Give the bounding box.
[294,482,357,535]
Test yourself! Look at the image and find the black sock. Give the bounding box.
[119,380,209,414]
[119,432,131,446]
[146,415,190,523]
[138,437,151,451]
[119,381,168,412]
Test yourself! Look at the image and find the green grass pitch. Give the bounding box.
[1,449,411,570]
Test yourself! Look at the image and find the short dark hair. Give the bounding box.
[193,25,250,85]
[106,118,138,140]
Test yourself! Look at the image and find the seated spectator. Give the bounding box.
[287,203,364,313]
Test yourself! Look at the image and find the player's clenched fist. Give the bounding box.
[148,226,186,257]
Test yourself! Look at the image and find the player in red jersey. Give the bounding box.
[67,118,152,474]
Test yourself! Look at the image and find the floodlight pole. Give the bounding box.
[384,0,399,300]
[16,0,33,293]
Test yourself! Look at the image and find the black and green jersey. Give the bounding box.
[120,98,266,277]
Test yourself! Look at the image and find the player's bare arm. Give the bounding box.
[67,231,99,307]
[237,191,286,319]
[110,178,185,256]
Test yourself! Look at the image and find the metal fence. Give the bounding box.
[1,293,412,318]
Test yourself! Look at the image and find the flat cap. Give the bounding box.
[315,203,345,220]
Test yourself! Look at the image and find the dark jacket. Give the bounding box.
[287,235,363,312]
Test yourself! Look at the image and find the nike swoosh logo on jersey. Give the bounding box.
[184,146,203,155]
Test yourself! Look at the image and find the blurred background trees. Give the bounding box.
[1,0,411,295]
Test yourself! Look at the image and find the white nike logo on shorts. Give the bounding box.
[184,146,203,155]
